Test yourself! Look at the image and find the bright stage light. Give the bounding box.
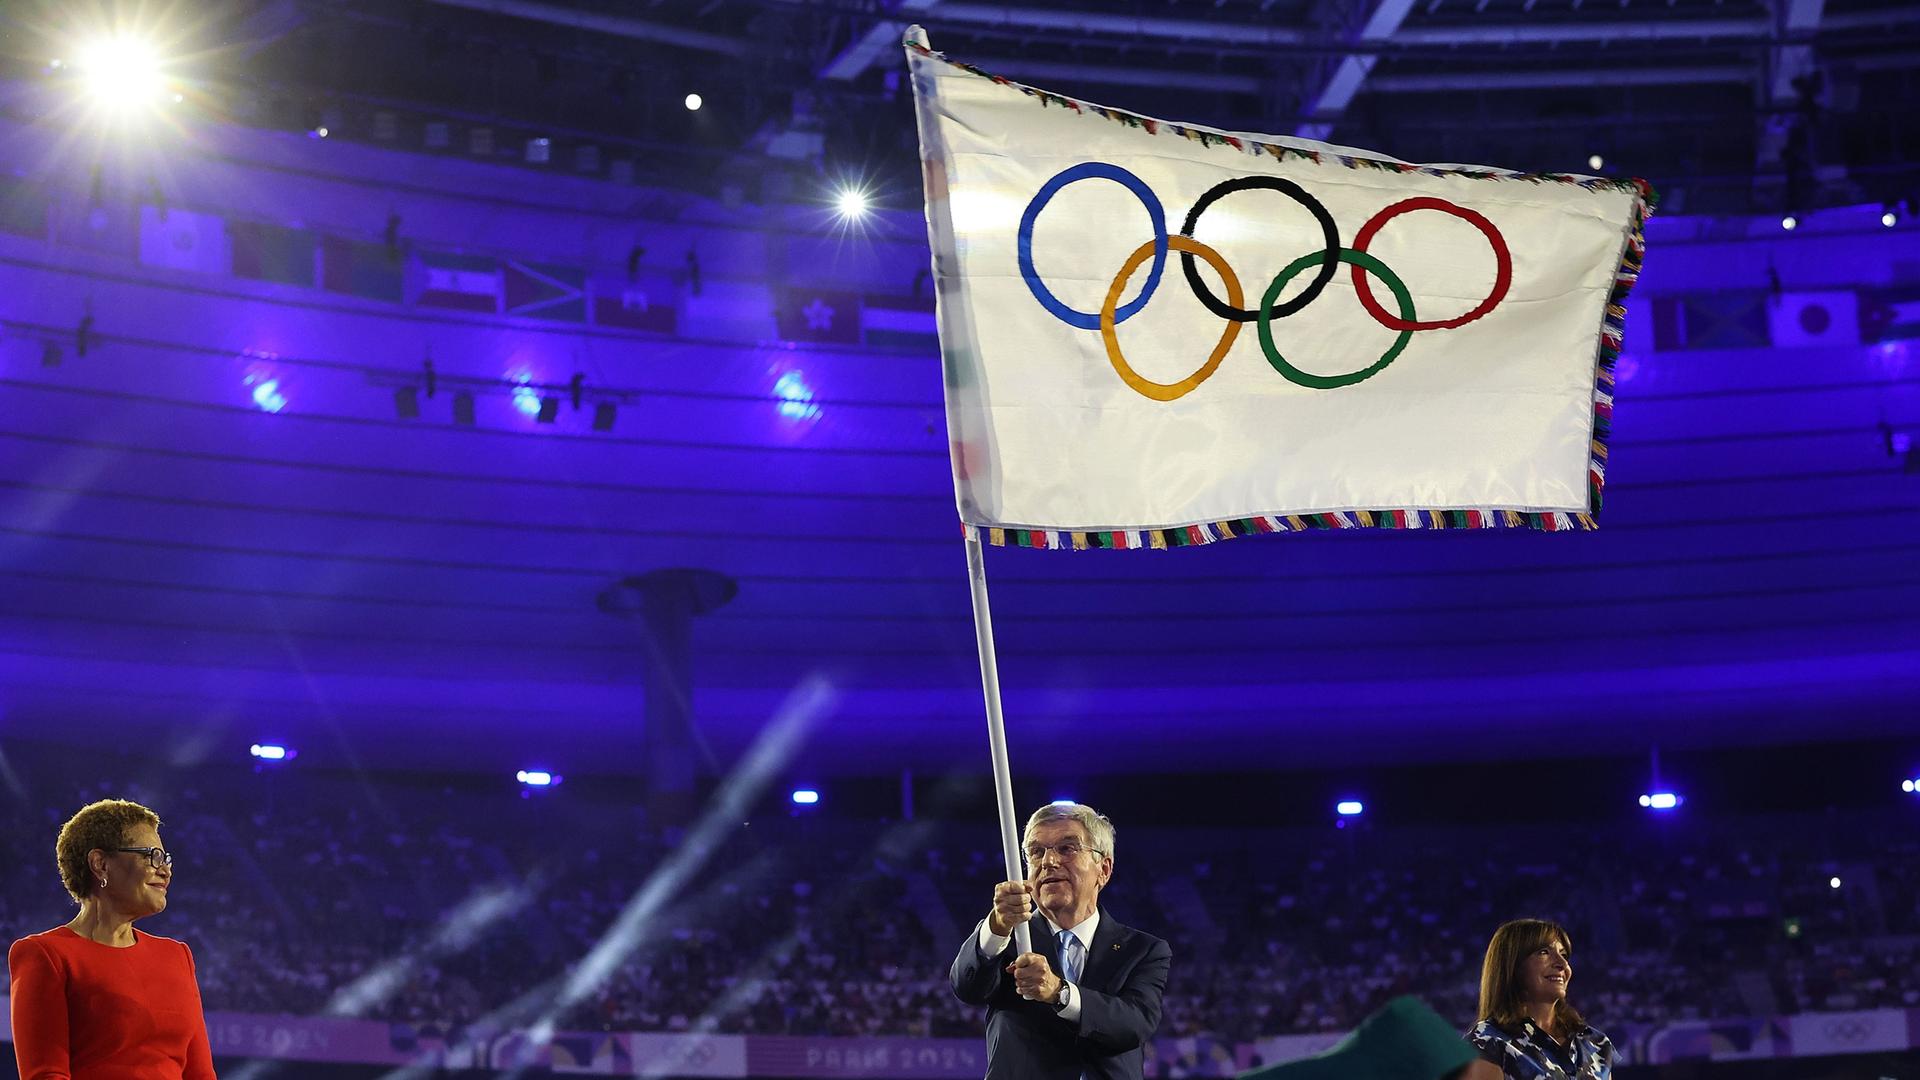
[516,770,557,787]
[249,743,291,760]
[76,36,166,111]
[512,382,542,417]
[790,789,820,805]
[1829,876,1841,889]
[835,187,871,220]
[1640,792,1681,810]
[1781,215,1798,231]
[1050,798,1076,807]
[243,373,287,413]
[1336,800,1364,817]
[1904,778,1917,793]
[1884,211,1899,228]
[1588,154,1604,171]
[684,93,703,112]
[774,370,820,421]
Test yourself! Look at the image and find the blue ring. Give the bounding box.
[1017,163,1168,330]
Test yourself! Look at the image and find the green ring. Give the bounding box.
[1257,248,1417,390]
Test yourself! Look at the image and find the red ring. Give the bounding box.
[1349,197,1512,331]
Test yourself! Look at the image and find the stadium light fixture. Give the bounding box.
[76,36,166,111]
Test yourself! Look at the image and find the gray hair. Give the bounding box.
[1024,802,1116,863]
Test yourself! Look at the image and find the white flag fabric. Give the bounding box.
[906,32,1652,549]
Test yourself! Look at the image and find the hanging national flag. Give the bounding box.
[137,204,229,275]
[0,176,47,238]
[504,260,586,321]
[229,221,316,287]
[416,250,499,312]
[906,30,1652,547]
[776,288,862,344]
[321,235,405,303]
[1767,291,1859,350]
[1859,289,1920,345]
[592,279,679,333]
[861,294,938,349]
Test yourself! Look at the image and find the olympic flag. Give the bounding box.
[906,31,1652,547]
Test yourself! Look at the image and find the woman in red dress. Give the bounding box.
[9,798,216,1080]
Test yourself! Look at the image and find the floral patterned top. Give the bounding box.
[1468,1017,1613,1080]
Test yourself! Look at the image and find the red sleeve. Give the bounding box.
[8,937,73,1080]
[180,942,217,1080]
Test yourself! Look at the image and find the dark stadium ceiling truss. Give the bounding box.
[160,0,1920,215]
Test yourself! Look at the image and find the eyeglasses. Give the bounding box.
[110,847,174,870]
[1022,841,1103,865]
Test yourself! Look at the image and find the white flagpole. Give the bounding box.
[965,530,1033,958]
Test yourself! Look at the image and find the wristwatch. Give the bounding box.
[1054,983,1074,1011]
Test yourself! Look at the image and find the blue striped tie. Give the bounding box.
[1057,929,1081,984]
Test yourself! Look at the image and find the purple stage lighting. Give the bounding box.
[516,770,557,787]
[790,789,820,805]
[1903,778,1917,793]
[248,743,292,761]
[1336,800,1364,817]
[1050,798,1076,807]
[1639,792,1682,810]
[512,384,542,418]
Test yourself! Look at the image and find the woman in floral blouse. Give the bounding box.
[1467,919,1613,1080]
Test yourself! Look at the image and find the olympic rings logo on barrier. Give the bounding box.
[1016,163,1513,400]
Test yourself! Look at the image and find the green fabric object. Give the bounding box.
[1238,998,1476,1080]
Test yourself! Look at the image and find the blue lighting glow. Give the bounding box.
[1903,778,1917,793]
[774,371,821,421]
[249,743,291,760]
[1336,800,1364,816]
[1639,792,1682,810]
[790,789,820,805]
[512,378,543,417]
[1050,798,1077,807]
[516,770,557,787]
[243,372,288,413]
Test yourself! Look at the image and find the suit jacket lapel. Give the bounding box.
[1077,909,1123,989]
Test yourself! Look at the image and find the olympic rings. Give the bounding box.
[1102,235,1244,402]
[1016,163,1511,398]
[1350,197,1511,331]
[1179,176,1340,323]
[1258,249,1416,390]
[1018,163,1168,331]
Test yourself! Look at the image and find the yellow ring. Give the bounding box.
[1099,235,1244,402]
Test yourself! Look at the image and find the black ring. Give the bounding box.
[1178,176,1341,323]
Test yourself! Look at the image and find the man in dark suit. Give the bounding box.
[950,803,1171,1080]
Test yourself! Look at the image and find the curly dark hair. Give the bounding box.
[55,799,161,904]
